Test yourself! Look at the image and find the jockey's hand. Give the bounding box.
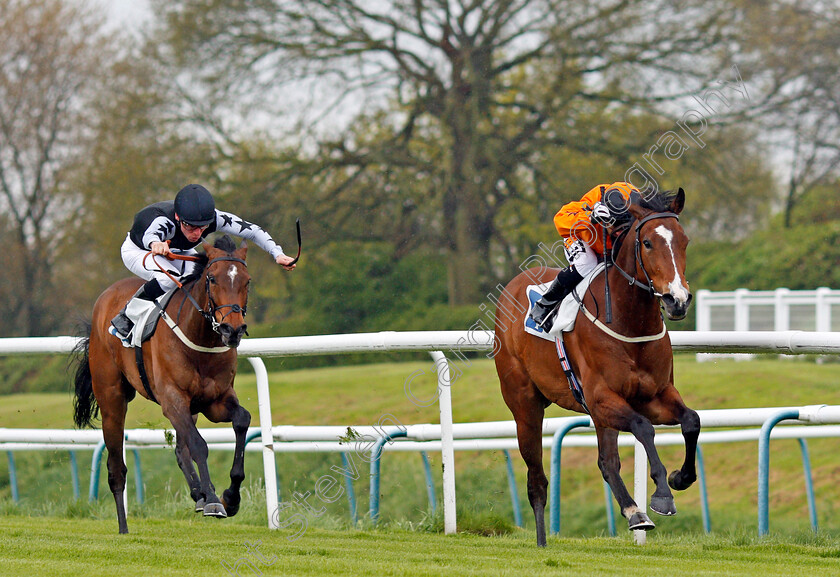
[150,241,173,258]
[590,202,613,226]
[276,254,297,271]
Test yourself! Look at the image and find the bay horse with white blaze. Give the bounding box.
[73,236,254,534]
[494,188,699,546]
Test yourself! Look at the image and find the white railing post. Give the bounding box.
[816,287,831,333]
[247,357,279,529]
[634,440,647,545]
[774,288,790,332]
[695,289,711,332]
[735,288,750,331]
[431,351,457,535]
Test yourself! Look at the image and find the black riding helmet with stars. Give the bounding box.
[174,184,216,226]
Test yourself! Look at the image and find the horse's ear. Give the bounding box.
[236,240,248,259]
[627,190,646,220]
[670,187,685,215]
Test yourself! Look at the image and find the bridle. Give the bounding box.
[609,212,680,298]
[202,256,249,334]
[143,252,249,337]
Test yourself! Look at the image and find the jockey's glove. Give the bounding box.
[590,202,613,225]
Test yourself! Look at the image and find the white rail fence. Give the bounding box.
[2,330,840,541]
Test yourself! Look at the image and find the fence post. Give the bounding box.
[420,451,437,515]
[697,445,711,533]
[757,409,800,536]
[69,450,80,500]
[816,287,831,332]
[548,416,592,535]
[797,439,817,532]
[430,350,457,535]
[634,440,647,545]
[6,452,18,503]
[340,452,358,524]
[89,439,106,501]
[774,288,790,332]
[247,357,279,529]
[369,429,408,524]
[503,450,522,528]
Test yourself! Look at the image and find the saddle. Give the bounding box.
[119,289,178,348]
[524,264,605,341]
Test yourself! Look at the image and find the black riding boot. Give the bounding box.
[110,280,166,338]
[529,266,584,332]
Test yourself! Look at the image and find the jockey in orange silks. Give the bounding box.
[529,181,637,331]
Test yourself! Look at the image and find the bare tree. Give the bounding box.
[0,0,113,335]
[154,0,739,304]
[735,1,840,227]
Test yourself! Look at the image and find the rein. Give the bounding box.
[143,251,249,344]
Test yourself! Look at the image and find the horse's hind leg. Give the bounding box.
[595,427,654,531]
[501,367,550,546]
[89,344,131,533]
[98,382,130,534]
[204,393,251,517]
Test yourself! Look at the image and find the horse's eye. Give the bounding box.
[208,275,216,284]
[643,240,652,249]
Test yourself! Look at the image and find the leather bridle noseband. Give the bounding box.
[610,212,680,298]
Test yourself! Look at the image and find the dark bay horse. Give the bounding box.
[73,236,253,534]
[494,188,699,546]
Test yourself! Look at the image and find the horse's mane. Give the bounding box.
[634,186,678,213]
[181,235,237,284]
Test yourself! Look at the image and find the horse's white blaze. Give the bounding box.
[655,225,690,303]
[227,265,238,286]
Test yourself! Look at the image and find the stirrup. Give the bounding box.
[108,324,133,348]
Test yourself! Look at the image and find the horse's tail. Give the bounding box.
[71,321,98,428]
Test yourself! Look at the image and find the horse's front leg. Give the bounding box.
[595,426,654,531]
[643,387,700,492]
[669,406,700,490]
[204,394,251,517]
[174,414,205,512]
[163,396,225,517]
[592,394,676,521]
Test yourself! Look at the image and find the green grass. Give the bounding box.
[0,355,839,548]
[1,514,839,577]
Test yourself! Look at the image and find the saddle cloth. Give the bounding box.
[121,289,178,348]
[524,264,605,342]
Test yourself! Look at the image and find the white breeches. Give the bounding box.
[120,234,199,292]
[564,239,599,277]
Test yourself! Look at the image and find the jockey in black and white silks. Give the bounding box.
[110,184,296,342]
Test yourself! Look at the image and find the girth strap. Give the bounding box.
[135,346,159,405]
[555,336,589,414]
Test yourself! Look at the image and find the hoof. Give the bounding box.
[628,511,655,531]
[203,502,228,518]
[650,495,677,516]
[222,489,241,518]
[668,469,696,491]
[194,497,206,513]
